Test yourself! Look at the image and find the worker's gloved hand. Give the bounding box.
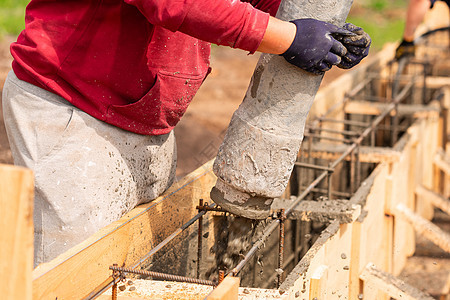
[336,23,371,69]
[395,39,415,60]
[430,0,450,8]
[281,18,350,75]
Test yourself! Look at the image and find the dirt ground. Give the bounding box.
[0,37,344,177]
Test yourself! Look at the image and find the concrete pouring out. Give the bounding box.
[210,0,354,219]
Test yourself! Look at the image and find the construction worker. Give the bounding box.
[2,0,370,266]
[396,0,450,59]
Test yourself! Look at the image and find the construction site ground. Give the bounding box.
[1,32,450,298]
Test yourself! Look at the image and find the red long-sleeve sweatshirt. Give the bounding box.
[11,0,281,135]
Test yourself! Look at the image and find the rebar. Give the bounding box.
[196,203,228,212]
[197,199,204,279]
[228,80,414,279]
[277,210,286,288]
[294,162,335,172]
[111,263,120,300]
[350,150,356,194]
[111,283,117,300]
[327,167,333,201]
[355,144,361,188]
[306,126,360,136]
[109,266,216,286]
[218,270,225,284]
[319,117,369,128]
[303,133,353,144]
[133,201,216,269]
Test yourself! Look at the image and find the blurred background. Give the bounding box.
[0,0,409,49]
[0,0,411,178]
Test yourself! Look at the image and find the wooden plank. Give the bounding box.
[360,263,435,300]
[0,164,34,300]
[206,276,240,300]
[32,161,217,300]
[309,265,328,300]
[99,280,214,299]
[344,101,439,118]
[434,148,450,176]
[395,203,450,252]
[425,76,450,90]
[299,143,401,164]
[416,185,450,215]
[349,220,362,300]
[98,296,144,300]
[415,117,440,220]
[271,199,361,223]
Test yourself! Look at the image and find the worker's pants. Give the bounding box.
[2,71,177,267]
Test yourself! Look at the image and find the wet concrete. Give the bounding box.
[211,0,355,218]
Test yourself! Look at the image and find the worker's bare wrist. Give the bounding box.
[257,17,296,55]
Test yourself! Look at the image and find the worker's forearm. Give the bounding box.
[403,0,431,41]
[256,16,296,54]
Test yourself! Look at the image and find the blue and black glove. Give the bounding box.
[395,39,415,60]
[431,0,450,8]
[336,23,371,69]
[281,18,350,75]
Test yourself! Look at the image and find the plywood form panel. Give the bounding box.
[0,164,34,300]
[32,161,217,300]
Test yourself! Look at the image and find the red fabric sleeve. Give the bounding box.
[124,0,272,53]
[244,0,282,17]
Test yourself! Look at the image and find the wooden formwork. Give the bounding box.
[1,6,450,300]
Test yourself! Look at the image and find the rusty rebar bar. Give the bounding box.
[196,204,228,212]
[111,283,117,300]
[350,149,356,194]
[319,117,369,128]
[306,126,360,136]
[355,144,361,188]
[197,199,204,279]
[218,270,225,285]
[277,210,286,288]
[294,162,334,172]
[327,168,333,201]
[111,263,120,300]
[303,133,353,144]
[109,266,216,286]
[392,102,399,146]
[133,201,216,269]
[228,81,414,279]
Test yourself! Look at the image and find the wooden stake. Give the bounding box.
[206,276,240,300]
[0,164,34,300]
[360,263,434,300]
[434,148,450,176]
[416,185,450,215]
[395,203,450,252]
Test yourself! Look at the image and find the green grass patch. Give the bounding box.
[347,0,408,51]
[0,0,29,37]
[346,16,405,50]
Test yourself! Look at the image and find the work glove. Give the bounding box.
[431,0,450,8]
[395,39,415,60]
[336,23,371,69]
[281,18,350,75]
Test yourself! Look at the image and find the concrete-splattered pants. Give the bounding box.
[2,71,177,266]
